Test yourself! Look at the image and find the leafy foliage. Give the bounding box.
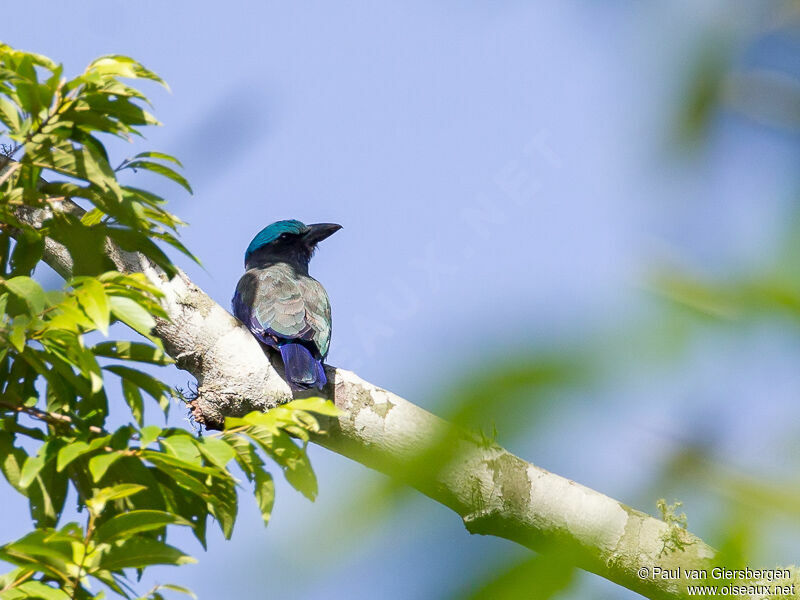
[0,44,337,599]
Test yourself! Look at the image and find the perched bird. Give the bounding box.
[232,220,341,391]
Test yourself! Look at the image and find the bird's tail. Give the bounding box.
[279,343,327,390]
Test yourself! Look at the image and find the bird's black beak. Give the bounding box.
[303,223,342,245]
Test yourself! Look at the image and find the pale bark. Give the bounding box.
[18,198,790,600]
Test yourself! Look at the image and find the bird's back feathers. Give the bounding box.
[233,262,331,390]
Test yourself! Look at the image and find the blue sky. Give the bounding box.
[2,2,799,599]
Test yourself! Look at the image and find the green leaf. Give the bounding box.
[1,527,76,567]
[98,271,163,296]
[86,483,146,513]
[285,397,341,417]
[105,365,170,410]
[145,584,197,599]
[151,230,201,265]
[254,469,275,527]
[92,340,173,365]
[123,160,192,193]
[205,477,237,539]
[147,458,209,499]
[225,411,280,433]
[80,207,105,226]
[108,295,156,337]
[8,316,28,352]
[0,567,28,591]
[85,55,167,88]
[140,450,217,477]
[4,276,45,315]
[56,440,91,472]
[0,97,22,131]
[100,538,195,571]
[15,82,40,117]
[131,151,183,167]
[18,454,44,489]
[8,230,44,277]
[72,343,104,394]
[83,94,159,129]
[27,463,68,528]
[88,451,123,482]
[75,278,110,334]
[121,379,145,425]
[94,510,192,543]
[195,437,235,471]
[3,580,71,599]
[87,435,112,451]
[0,432,28,492]
[249,429,317,501]
[0,537,73,585]
[159,435,202,465]
[30,143,119,196]
[223,434,263,480]
[46,213,115,276]
[138,425,162,448]
[46,299,91,332]
[276,445,317,500]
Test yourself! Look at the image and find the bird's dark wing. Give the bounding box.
[233,264,331,358]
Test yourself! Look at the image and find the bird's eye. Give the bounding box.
[279,233,289,240]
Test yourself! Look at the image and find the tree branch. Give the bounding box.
[0,399,105,435]
[16,198,762,600]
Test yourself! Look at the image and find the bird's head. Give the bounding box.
[244,219,342,270]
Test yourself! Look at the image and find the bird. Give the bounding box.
[232,219,341,391]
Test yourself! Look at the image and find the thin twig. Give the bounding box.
[0,400,106,435]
